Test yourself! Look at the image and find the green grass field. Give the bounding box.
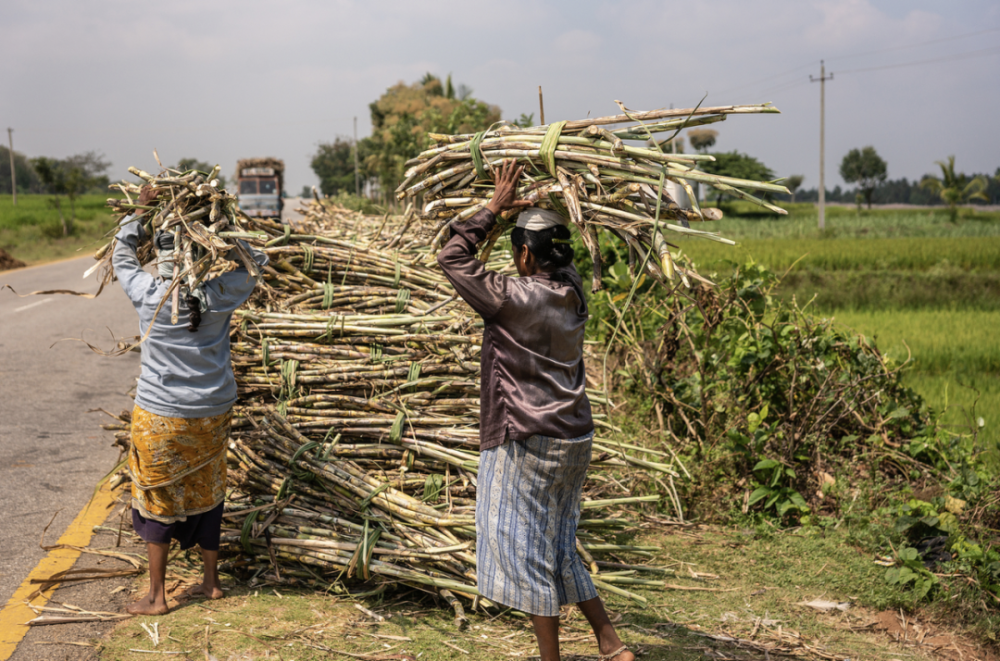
[830,309,999,448]
[684,235,1000,272]
[0,193,117,264]
[694,204,1000,454]
[707,201,1000,239]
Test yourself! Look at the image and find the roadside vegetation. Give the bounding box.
[0,194,118,265]
[578,198,1000,651]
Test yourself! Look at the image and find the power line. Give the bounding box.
[836,45,1000,75]
[748,44,1000,100]
[756,78,812,98]
[714,62,818,98]
[716,26,1000,100]
[826,27,1000,63]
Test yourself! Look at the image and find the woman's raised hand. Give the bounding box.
[135,185,160,217]
[485,159,533,217]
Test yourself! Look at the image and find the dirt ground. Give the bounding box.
[0,247,26,270]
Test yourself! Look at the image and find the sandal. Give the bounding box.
[599,645,630,661]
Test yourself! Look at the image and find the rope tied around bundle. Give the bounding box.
[470,131,488,181]
[540,121,568,177]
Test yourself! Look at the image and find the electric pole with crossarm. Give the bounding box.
[811,61,833,230]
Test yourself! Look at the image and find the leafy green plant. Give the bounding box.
[894,499,959,540]
[748,457,810,518]
[591,258,949,525]
[920,156,990,223]
[885,547,938,600]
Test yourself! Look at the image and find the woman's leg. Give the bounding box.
[530,614,561,661]
[127,541,170,615]
[578,596,635,660]
[186,504,225,598]
[187,548,224,598]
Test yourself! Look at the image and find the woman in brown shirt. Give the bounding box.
[437,161,633,661]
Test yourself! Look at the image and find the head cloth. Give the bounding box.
[515,207,568,232]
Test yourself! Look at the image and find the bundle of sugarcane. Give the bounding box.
[88,164,263,325]
[396,101,790,291]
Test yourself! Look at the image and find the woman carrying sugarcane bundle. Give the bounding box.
[113,186,268,615]
[437,160,633,661]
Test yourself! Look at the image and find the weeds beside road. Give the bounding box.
[0,194,117,266]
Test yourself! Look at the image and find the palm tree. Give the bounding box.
[920,156,989,223]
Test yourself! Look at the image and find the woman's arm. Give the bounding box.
[112,186,160,304]
[209,240,270,312]
[436,160,532,320]
[111,215,155,305]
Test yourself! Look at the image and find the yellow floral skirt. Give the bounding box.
[128,405,231,524]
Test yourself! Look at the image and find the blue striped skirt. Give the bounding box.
[476,432,598,616]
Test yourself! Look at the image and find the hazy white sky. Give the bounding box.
[2,0,998,194]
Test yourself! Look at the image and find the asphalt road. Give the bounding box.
[0,257,141,611]
[0,204,304,660]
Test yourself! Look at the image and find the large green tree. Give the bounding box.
[311,137,370,196]
[920,156,989,223]
[364,74,501,197]
[0,145,43,194]
[839,146,887,209]
[687,129,717,153]
[785,174,804,202]
[31,151,110,235]
[701,151,775,202]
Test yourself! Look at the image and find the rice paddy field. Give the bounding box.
[684,203,1000,449]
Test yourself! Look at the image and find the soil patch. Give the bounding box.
[0,247,26,271]
[870,609,998,661]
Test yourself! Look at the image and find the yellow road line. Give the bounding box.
[0,484,121,660]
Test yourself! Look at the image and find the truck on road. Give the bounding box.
[236,157,284,219]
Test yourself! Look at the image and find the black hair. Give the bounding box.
[185,293,202,332]
[510,224,574,272]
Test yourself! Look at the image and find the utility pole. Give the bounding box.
[810,61,833,230]
[353,116,360,198]
[7,128,15,206]
[538,86,545,125]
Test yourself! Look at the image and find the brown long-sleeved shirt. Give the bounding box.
[436,209,593,450]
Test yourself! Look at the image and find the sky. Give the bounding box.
[2,0,998,195]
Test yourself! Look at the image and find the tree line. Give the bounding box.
[309,80,999,217]
[1,149,226,236]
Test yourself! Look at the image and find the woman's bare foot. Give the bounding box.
[184,582,224,600]
[126,592,169,616]
[599,644,635,661]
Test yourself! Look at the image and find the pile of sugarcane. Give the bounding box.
[88,164,263,323]
[200,216,682,613]
[293,194,427,254]
[98,208,685,615]
[397,101,790,291]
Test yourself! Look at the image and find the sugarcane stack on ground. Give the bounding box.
[397,101,790,291]
[294,195,425,254]
[92,164,263,328]
[213,217,685,616]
